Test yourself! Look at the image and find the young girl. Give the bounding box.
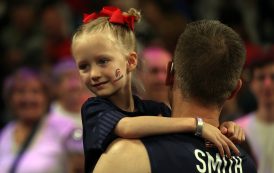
[71,6,244,173]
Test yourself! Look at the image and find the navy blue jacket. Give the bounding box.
[81,95,171,173]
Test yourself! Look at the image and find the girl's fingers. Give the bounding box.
[223,135,240,156]
[232,126,240,143]
[226,125,235,137]
[220,126,228,134]
[219,137,231,158]
[215,141,225,158]
[240,129,245,142]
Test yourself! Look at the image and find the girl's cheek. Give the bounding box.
[112,68,124,83]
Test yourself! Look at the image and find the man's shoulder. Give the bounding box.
[94,138,151,173]
[104,138,149,159]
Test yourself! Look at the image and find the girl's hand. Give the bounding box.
[219,121,245,144]
[202,123,240,158]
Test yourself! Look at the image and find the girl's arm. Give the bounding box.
[115,116,240,158]
[115,116,196,138]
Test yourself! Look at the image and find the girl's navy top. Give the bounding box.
[81,95,171,173]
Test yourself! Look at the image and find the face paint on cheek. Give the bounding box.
[113,68,124,83]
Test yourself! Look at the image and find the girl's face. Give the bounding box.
[73,33,134,97]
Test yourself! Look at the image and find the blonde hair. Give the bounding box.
[72,8,145,95]
[72,8,141,53]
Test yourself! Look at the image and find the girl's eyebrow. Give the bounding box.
[94,54,113,59]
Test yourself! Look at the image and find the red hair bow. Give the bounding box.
[83,6,136,31]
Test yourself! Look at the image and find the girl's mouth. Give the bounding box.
[92,81,109,87]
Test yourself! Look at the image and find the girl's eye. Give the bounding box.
[78,64,88,70]
[98,58,109,65]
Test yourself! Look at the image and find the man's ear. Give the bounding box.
[127,52,138,72]
[166,61,174,86]
[227,79,242,100]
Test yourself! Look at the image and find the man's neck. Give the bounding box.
[171,89,221,127]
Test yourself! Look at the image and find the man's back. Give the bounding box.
[93,134,256,173]
[141,133,257,173]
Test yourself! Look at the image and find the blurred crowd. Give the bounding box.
[0,0,274,173]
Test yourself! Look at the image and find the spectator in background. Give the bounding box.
[50,59,91,128]
[0,68,77,173]
[137,0,188,52]
[0,1,44,121]
[50,59,92,173]
[138,46,171,105]
[236,53,274,173]
[40,2,72,66]
[217,4,260,122]
[0,1,43,70]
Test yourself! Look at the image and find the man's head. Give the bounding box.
[138,46,171,104]
[173,20,245,107]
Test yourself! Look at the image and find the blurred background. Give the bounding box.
[0,0,274,173]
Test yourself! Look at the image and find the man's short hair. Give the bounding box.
[174,20,246,106]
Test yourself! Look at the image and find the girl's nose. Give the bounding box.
[90,67,101,81]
